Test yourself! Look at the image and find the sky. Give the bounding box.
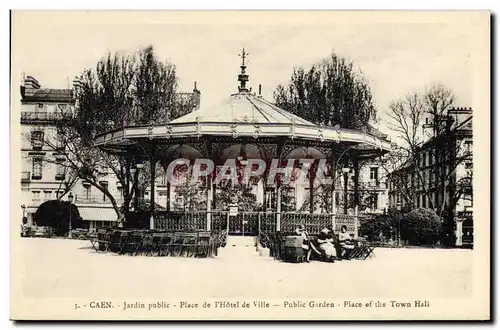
[12,11,478,136]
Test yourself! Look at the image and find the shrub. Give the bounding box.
[359,214,395,241]
[34,200,83,236]
[400,208,441,246]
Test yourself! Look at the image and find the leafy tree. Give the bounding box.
[37,45,192,225]
[215,184,261,212]
[400,208,442,246]
[34,200,83,236]
[274,52,377,129]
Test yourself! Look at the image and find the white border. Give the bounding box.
[2,1,498,329]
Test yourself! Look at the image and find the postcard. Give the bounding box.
[10,10,490,321]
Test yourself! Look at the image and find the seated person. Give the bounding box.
[316,227,337,260]
[295,225,311,262]
[339,225,356,258]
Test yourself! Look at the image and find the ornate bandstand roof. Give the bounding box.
[94,49,391,163]
[170,92,315,126]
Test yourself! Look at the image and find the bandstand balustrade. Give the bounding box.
[128,210,359,236]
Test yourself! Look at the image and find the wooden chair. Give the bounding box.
[121,231,143,256]
[91,228,110,252]
[141,232,155,256]
[150,233,164,256]
[157,233,173,257]
[197,231,212,258]
[178,232,199,258]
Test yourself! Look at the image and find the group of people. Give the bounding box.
[295,224,357,262]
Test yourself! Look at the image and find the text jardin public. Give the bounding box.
[162,158,336,187]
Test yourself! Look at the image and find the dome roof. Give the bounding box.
[170,91,315,126]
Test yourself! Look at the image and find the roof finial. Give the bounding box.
[237,48,249,93]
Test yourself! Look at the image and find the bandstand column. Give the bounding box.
[353,158,360,209]
[330,151,337,231]
[309,161,314,213]
[343,157,349,215]
[276,183,282,232]
[149,142,156,230]
[166,180,171,211]
[353,158,360,237]
[206,175,213,231]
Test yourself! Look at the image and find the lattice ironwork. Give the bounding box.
[211,211,228,232]
[152,211,357,235]
[259,212,277,233]
[280,213,332,234]
[154,211,206,232]
[335,214,357,234]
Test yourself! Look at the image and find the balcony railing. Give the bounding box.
[31,139,43,149]
[21,111,71,123]
[74,196,124,204]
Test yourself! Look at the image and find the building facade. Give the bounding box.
[387,107,473,245]
[20,75,201,229]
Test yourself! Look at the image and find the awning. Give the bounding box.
[77,206,118,222]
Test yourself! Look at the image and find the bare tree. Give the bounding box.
[386,85,472,228]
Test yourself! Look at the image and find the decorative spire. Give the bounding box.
[237,48,249,92]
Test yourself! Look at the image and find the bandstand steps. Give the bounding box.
[226,236,256,248]
[217,236,259,260]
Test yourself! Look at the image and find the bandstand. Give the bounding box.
[94,50,392,240]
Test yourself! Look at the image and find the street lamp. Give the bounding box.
[396,200,402,246]
[68,192,74,239]
[21,204,26,223]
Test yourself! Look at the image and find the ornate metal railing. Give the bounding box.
[21,111,72,123]
[280,213,332,234]
[147,210,358,236]
[335,214,357,234]
[154,211,206,232]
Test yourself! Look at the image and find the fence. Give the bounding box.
[146,210,358,236]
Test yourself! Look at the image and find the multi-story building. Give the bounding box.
[387,107,473,245]
[20,75,201,229]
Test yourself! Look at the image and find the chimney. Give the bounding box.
[258,84,262,96]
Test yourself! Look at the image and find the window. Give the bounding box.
[371,193,379,210]
[422,195,427,208]
[85,185,91,200]
[31,130,44,148]
[417,194,421,208]
[422,152,427,167]
[369,167,379,182]
[56,158,65,179]
[101,183,109,202]
[465,162,473,170]
[32,157,43,179]
[335,192,340,207]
